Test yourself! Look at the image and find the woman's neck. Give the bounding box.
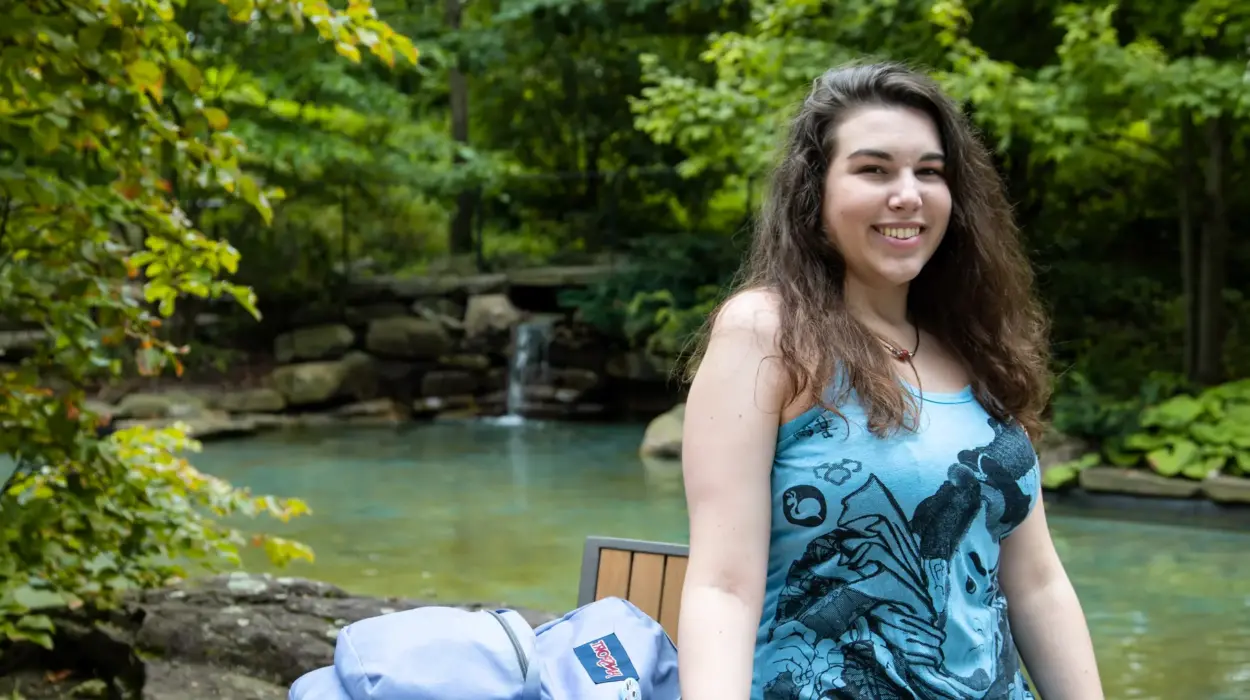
[843,275,911,335]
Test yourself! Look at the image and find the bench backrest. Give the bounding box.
[577,536,690,645]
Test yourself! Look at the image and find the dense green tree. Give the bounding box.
[628,0,1250,396]
[932,0,1249,387]
[0,0,416,652]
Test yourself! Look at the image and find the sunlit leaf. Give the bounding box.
[335,42,362,63]
[203,107,230,131]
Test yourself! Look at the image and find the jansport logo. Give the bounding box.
[574,633,639,684]
[590,638,623,678]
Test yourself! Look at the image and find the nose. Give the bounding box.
[889,171,923,211]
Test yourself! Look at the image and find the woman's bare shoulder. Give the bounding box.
[708,287,783,344]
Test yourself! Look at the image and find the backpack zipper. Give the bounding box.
[486,609,530,679]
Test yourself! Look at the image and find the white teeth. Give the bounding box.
[877,226,921,240]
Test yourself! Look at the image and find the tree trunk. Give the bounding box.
[1178,111,1199,381]
[446,0,474,255]
[1195,115,1230,386]
[340,188,350,316]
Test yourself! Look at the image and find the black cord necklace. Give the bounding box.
[876,324,920,364]
[877,324,923,400]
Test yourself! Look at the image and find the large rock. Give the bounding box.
[370,359,434,403]
[1078,466,1202,498]
[365,317,451,360]
[463,294,522,340]
[269,362,347,406]
[546,324,610,370]
[640,403,685,459]
[421,369,479,397]
[547,368,600,393]
[114,411,259,441]
[1,573,559,700]
[506,264,614,287]
[411,300,467,337]
[1201,474,1250,504]
[213,388,287,414]
[347,273,508,303]
[1036,430,1091,470]
[114,392,208,420]
[274,324,355,363]
[456,273,510,296]
[439,353,492,371]
[0,663,293,700]
[332,398,407,424]
[143,663,288,700]
[385,276,467,299]
[345,303,410,327]
[268,352,377,406]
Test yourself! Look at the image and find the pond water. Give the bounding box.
[194,421,1247,698]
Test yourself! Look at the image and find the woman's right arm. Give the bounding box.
[678,290,788,700]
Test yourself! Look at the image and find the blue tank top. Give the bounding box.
[752,382,1039,700]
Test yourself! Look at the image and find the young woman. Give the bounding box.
[677,62,1103,699]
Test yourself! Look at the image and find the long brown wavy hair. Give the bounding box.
[684,61,1052,440]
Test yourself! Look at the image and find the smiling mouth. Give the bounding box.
[873,225,924,241]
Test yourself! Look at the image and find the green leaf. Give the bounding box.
[1102,439,1141,467]
[1190,422,1233,445]
[1146,440,1200,477]
[267,99,302,119]
[1140,395,1207,430]
[227,0,255,21]
[78,24,106,51]
[390,35,418,65]
[1042,465,1078,490]
[335,42,362,63]
[171,59,203,92]
[32,121,62,152]
[126,60,163,90]
[1123,431,1172,451]
[203,107,230,131]
[1182,455,1226,480]
[17,613,54,632]
[23,631,54,650]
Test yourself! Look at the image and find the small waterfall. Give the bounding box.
[501,316,556,422]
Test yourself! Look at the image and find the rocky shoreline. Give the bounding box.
[73,268,684,439]
[0,573,559,700]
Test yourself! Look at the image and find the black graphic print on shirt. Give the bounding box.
[761,417,1038,700]
[783,485,829,527]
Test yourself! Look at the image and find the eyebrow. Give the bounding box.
[846,148,946,162]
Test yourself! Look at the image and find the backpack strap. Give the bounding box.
[521,655,543,700]
[486,609,543,700]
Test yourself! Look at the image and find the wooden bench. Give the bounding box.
[578,536,690,644]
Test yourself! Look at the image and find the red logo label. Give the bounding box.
[590,638,623,678]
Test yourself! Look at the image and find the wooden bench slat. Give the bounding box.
[658,554,687,644]
[579,537,691,645]
[594,548,633,600]
[626,552,666,619]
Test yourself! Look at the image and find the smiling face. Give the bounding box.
[821,105,953,290]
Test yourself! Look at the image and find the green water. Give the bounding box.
[197,421,1250,700]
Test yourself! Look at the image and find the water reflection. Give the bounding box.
[641,454,685,496]
[506,421,530,509]
[190,422,1249,699]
